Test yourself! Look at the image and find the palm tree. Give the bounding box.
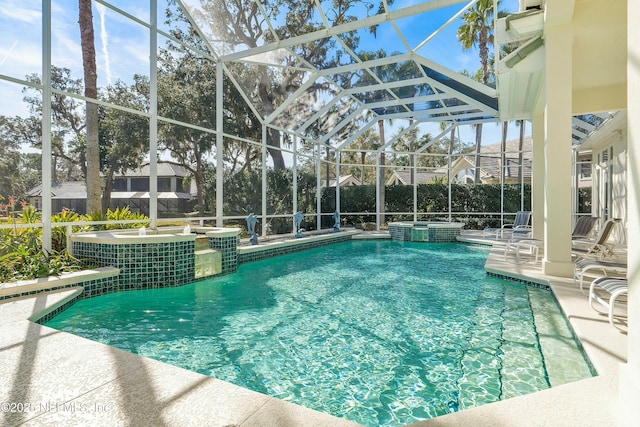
[79,0,101,214]
[457,0,501,183]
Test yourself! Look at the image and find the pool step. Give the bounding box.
[456,284,504,410]
[499,285,549,399]
[527,288,596,386]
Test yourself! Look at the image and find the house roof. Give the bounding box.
[386,170,442,185]
[115,162,191,178]
[321,175,361,188]
[27,182,194,200]
[458,136,533,180]
[27,182,87,199]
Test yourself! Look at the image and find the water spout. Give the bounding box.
[294,212,306,238]
[247,213,259,245]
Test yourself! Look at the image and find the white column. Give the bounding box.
[620,0,640,419]
[532,115,545,241]
[375,151,381,231]
[292,135,298,234]
[216,64,224,227]
[413,157,418,222]
[542,25,574,277]
[316,143,322,230]
[41,0,52,251]
[448,127,454,222]
[261,125,267,237]
[149,0,158,229]
[336,151,341,214]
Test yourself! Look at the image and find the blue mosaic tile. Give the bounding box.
[208,235,239,274]
[486,272,550,290]
[73,239,196,291]
[238,234,352,264]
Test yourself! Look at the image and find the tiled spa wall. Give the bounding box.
[237,233,353,264]
[388,223,412,241]
[388,222,462,242]
[207,234,240,274]
[72,240,195,290]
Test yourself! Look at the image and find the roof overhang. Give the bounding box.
[496,0,626,121]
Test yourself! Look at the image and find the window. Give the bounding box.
[130,177,149,191]
[158,178,172,192]
[596,147,613,220]
[579,162,592,180]
[112,178,127,191]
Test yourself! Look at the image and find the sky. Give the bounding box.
[0,0,528,155]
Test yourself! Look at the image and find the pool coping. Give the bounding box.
[0,235,628,426]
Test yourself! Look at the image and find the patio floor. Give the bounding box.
[0,232,629,426]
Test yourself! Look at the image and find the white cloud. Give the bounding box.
[0,5,41,24]
[96,3,113,85]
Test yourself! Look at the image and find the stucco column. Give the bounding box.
[542,25,574,277]
[620,0,640,420]
[531,115,545,241]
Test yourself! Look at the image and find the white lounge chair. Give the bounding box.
[572,218,620,259]
[571,216,599,240]
[573,258,627,291]
[589,277,627,330]
[503,238,543,263]
[484,210,531,239]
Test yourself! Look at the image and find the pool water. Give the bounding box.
[46,241,594,426]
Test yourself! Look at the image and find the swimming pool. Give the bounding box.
[45,241,594,426]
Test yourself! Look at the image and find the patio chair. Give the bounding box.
[483,210,531,239]
[573,258,627,291]
[503,237,543,263]
[588,277,627,330]
[572,218,621,259]
[572,216,599,240]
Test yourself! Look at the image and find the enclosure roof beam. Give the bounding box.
[318,53,414,77]
[318,106,366,144]
[414,0,477,52]
[266,74,322,124]
[339,77,428,96]
[415,56,498,98]
[572,117,596,132]
[336,118,377,150]
[361,93,447,112]
[371,104,482,122]
[378,120,420,151]
[415,124,456,153]
[220,0,468,62]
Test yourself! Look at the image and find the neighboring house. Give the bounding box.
[383,137,532,186]
[448,137,533,184]
[27,181,87,214]
[320,174,362,188]
[27,162,196,215]
[385,170,442,185]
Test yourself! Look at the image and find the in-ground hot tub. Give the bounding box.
[70,226,241,289]
[388,221,465,242]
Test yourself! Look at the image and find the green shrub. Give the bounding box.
[322,183,534,229]
[0,238,84,283]
[1,205,148,282]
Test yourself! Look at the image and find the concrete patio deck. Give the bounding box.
[0,233,630,426]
